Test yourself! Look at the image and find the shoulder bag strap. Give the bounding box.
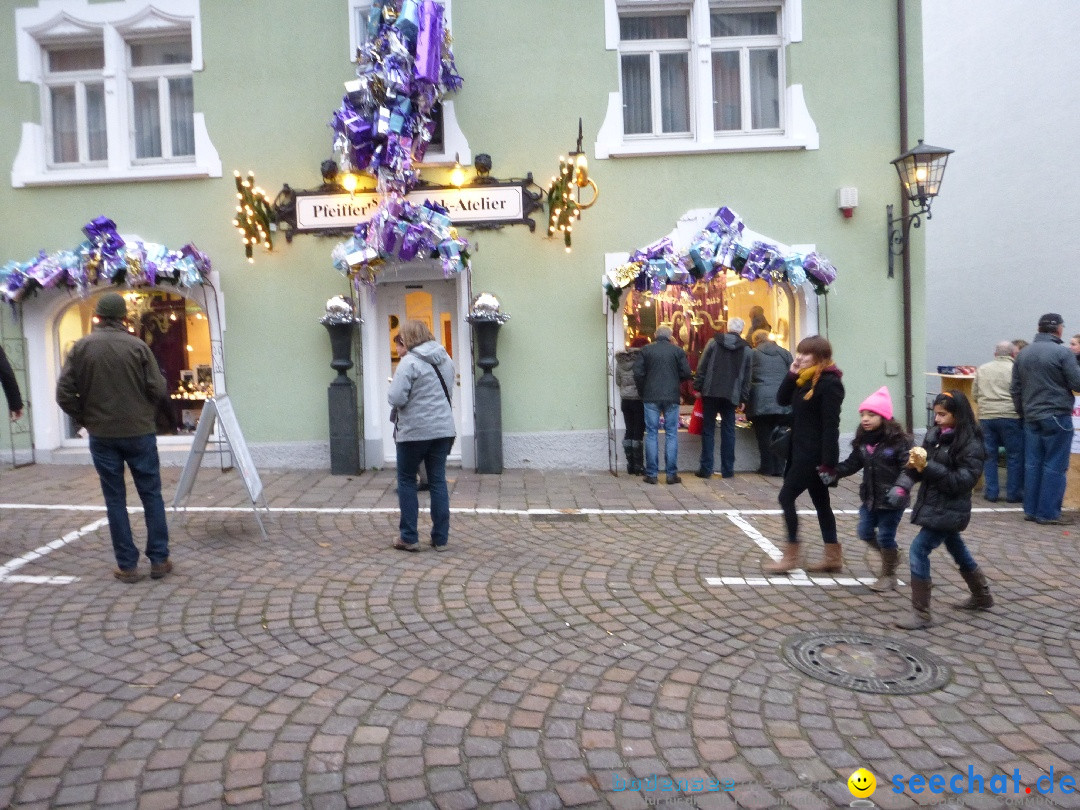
[420,356,452,403]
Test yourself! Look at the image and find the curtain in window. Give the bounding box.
[50,86,78,163]
[711,51,741,131]
[659,53,690,134]
[170,77,195,156]
[749,49,779,129]
[86,83,107,161]
[133,81,162,158]
[621,54,652,135]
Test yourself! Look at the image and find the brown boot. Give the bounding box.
[868,547,899,592]
[805,542,843,573]
[954,568,993,610]
[895,578,932,629]
[763,542,800,574]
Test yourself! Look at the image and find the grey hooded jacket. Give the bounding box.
[388,340,456,442]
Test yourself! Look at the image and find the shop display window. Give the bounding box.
[56,290,213,437]
[622,275,795,415]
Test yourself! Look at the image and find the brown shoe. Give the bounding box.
[150,560,173,580]
[113,568,144,584]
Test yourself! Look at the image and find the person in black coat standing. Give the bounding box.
[0,345,24,422]
[634,325,692,485]
[763,335,845,574]
[693,317,752,479]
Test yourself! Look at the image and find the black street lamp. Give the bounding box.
[886,139,954,278]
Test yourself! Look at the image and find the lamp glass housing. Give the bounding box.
[891,139,953,210]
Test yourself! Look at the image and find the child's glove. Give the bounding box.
[817,465,839,487]
[907,446,927,472]
[885,486,909,510]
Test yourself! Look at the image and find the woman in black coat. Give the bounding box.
[763,335,845,574]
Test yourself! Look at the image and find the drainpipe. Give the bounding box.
[896,0,915,432]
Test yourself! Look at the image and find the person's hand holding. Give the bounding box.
[885,486,909,510]
[9,409,21,422]
[907,446,927,472]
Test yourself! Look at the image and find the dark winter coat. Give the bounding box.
[776,368,844,471]
[1010,332,1080,421]
[0,345,23,413]
[55,322,167,438]
[836,429,913,510]
[746,340,793,418]
[895,426,984,532]
[693,332,752,404]
[634,337,692,404]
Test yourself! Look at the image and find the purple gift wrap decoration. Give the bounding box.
[413,0,443,84]
[802,252,838,286]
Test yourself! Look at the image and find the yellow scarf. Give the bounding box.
[796,363,827,400]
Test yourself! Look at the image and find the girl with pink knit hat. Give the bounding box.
[820,385,913,591]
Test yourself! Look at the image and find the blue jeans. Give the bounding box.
[1023,415,1073,521]
[88,434,170,571]
[396,436,453,547]
[980,417,1023,501]
[857,505,903,551]
[699,397,737,477]
[908,526,978,581]
[643,401,680,478]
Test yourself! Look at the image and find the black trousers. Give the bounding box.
[751,413,788,475]
[621,398,645,441]
[778,462,838,544]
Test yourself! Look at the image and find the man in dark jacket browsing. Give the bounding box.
[693,317,753,479]
[1010,313,1080,525]
[634,326,692,485]
[56,293,172,582]
[0,345,24,422]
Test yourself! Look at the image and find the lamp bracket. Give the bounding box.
[887,203,931,278]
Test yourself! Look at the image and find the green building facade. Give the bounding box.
[0,0,925,472]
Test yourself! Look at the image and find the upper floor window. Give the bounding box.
[13,0,220,187]
[598,0,817,158]
[346,0,469,166]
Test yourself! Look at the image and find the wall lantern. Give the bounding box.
[886,139,953,278]
[546,118,599,253]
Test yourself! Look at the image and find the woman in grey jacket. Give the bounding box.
[746,330,793,476]
[388,320,456,552]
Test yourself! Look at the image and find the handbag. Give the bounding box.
[769,424,791,459]
[688,395,704,435]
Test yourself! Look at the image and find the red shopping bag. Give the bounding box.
[688,395,704,435]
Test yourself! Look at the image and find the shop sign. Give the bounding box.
[293,183,532,233]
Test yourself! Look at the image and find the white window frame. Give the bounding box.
[42,42,108,166]
[126,33,196,164]
[597,0,818,158]
[709,9,784,134]
[12,0,221,188]
[346,0,470,167]
[618,11,694,139]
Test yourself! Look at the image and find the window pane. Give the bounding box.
[659,53,690,133]
[169,77,195,156]
[130,37,192,66]
[50,86,78,163]
[621,54,652,135]
[711,51,741,131]
[620,14,688,40]
[133,81,162,158]
[710,11,778,37]
[86,83,108,161]
[749,49,779,129]
[47,45,104,72]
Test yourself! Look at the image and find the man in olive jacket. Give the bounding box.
[634,325,692,484]
[56,292,172,582]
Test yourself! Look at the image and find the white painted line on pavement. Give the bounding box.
[706,576,879,587]
[0,516,106,585]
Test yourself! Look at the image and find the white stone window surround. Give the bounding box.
[12,0,221,188]
[345,0,470,167]
[597,0,818,158]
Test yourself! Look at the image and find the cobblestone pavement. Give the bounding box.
[0,463,1078,809]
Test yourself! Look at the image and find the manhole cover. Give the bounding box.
[782,631,951,694]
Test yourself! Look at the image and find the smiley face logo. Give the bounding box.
[848,768,876,798]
